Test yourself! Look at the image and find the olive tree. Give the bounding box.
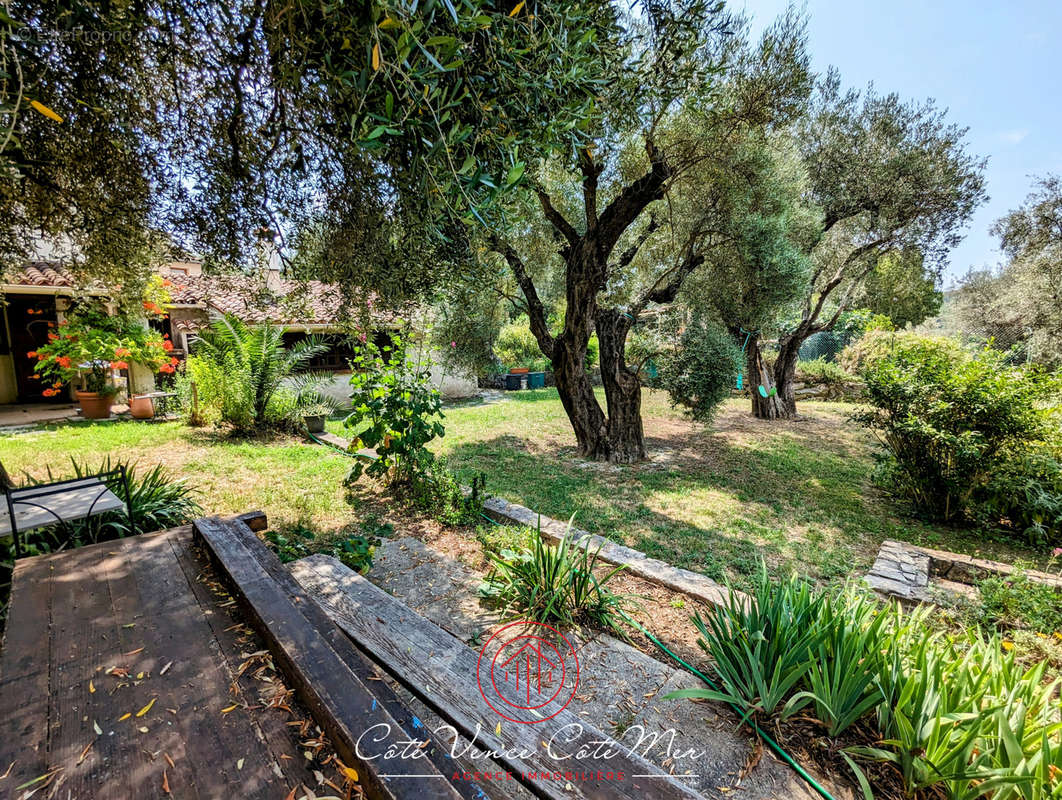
[758,71,986,419]
[483,7,812,461]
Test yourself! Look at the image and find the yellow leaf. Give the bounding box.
[509,1,526,17]
[495,721,502,736]
[118,713,131,722]
[89,680,95,694]
[378,17,400,30]
[341,766,359,783]
[372,42,381,71]
[1001,640,1014,651]
[221,704,239,714]
[30,100,63,123]
[136,697,156,717]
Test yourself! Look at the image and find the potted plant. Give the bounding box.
[301,401,332,433]
[31,308,174,420]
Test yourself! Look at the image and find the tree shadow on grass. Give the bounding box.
[441,429,1024,588]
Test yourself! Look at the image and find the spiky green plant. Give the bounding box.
[192,313,333,430]
[478,519,633,637]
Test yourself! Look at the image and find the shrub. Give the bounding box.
[190,314,333,432]
[854,337,1062,536]
[668,570,1062,799]
[344,333,443,488]
[796,357,851,386]
[479,520,632,638]
[838,329,964,375]
[495,316,542,370]
[656,316,743,422]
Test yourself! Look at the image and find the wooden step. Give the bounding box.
[193,517,463,800]
[291,553,702,800]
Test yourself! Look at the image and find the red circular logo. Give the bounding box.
[476,621,579,724]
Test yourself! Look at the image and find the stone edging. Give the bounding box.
[306,430,741,609]
[479,495,739,609]
[865,538,1062,604]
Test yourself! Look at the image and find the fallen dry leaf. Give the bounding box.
[236,758,244,770]
[221,704,239,714]
[125,647,144,657]
[118,713,131,722]
[136,698,157,718]
[0,761,14,780]
[77,739,94,765]
[92,721,102,735]
[164,753,175,769]
[159,661,173,676]
[88,681,95,694]
[162,770,171,794]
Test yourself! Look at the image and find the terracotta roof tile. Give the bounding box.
[4,262,78,288]
[6,262,393,329]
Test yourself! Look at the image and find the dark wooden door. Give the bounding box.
[6,295,64,403]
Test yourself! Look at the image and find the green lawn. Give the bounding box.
[414,388,1041,586]
[1,421,361,536]
[2,388,1044,589]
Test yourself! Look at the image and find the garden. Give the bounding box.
[3,1,1062,798]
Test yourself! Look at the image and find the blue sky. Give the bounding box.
[741,0,1062,286]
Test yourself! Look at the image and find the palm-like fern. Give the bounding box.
[193,313,334,428]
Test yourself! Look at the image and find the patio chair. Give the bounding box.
[0,461,133,558]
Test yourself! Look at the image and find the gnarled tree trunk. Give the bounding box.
[772,335,802,418]
[596,308,646,463]
[748,336,787,419]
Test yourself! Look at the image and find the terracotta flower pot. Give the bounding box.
[76,390,114,420]
[129,395,156,419]
[509,367,530,375]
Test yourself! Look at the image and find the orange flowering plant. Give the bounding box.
[31,308,174,397]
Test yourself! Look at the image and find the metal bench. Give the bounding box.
[1,465,132,558]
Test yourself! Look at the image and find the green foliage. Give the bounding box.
[858,250,943,328]
[954,175,1062,368]
[344,334,443,488]
[669,570,1062,799]
[265,522,384,575]
[479,520,633,638]
[796,358,850,386]
[190,314,332,433]
[656,316,743,422]
[494,316,543,371]
[838,329,961,375]
[978,562,1062,634]
[854,336,1062,540]
[667,569,828,719]
[31,305,172,396]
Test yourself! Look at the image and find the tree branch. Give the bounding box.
[579,149,602,233]
[609,215,659,274]
[487,235,555,358]
[598,136,672,254]
[532,187,579,250]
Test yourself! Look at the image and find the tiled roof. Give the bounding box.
[4,262,393,329]
[167,274,356,328]
[4,262,78,288]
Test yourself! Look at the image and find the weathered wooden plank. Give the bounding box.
[168,528,328,798]
[291,554,702,800]
[194,516,462,800]
[44,532,151,799]
[204,528,487,800]
[0,553,54,792]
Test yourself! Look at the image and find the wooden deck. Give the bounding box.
[1,514,711,800]
[0,524,334,799]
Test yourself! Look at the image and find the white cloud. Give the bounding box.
[999,128,1029,145]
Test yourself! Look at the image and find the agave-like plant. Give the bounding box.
[192,313,334,429]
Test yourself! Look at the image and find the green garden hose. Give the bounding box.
[306,429,834,799]
[616,608,836,800]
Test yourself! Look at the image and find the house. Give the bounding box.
[0,261,476,406]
